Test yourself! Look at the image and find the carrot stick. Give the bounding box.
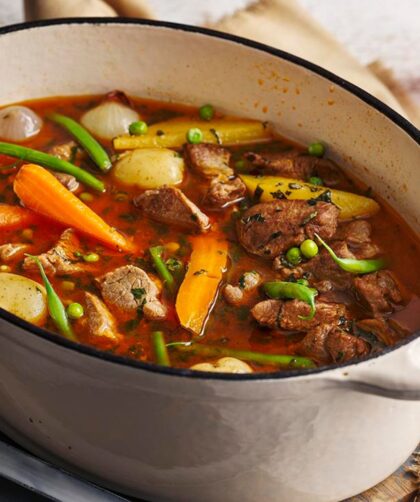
[0,203,40,230]
[175,234,228,335]
[14,164,136,252]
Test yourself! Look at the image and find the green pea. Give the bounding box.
[300,239,319,259]
[186,128,203,144]
[308,142,325,157]
[309,176,323,186]
[286,247,302,265]
[129,121,148,136]
[83,252,100,263]
[199,104,214,121]
[235,159,246,171]
[67,302,84,319]
[79,192,94,203]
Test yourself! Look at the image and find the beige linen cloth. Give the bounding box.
[23,0,420,500]
[24,0,420,127]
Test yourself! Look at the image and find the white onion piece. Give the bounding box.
[81,101,139,140]
[0,106,42,141]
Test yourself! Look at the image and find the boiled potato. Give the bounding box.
[0,273,47,326]
[113,148,184,189]
[190,357,253,374]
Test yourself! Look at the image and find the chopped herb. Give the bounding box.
[270,190,286,200]
[137,298,147,317]
[285,190,292,196]
[209,128,222,144]
[193,268,207,276]
[254,185,264,202]
[131,287,146,299]
[190,213,198,222]
[269,231,282,241]
[69,145,79,164]
[301,211,318,225]
[308,190,332,205]
[242,213,265,224]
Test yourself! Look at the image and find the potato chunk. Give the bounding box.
[113,148,184,189]
[190,357,253,374]
[0,273,47,326]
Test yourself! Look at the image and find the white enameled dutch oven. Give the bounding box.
[0,19,419,502]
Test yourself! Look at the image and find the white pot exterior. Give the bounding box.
[0,20,419,502]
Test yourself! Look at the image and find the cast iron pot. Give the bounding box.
[0,19,419,502]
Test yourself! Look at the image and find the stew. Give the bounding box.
[0,92,418,374]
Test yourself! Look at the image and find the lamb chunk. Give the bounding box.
[48,141,81,162]
[297,323,369,365]
[279,299,347,331]
[325,330,370,363]
[237,199,338,258]
[52,172,80,193]
[184,143,233,179]
[250,299,283,328]
[251,298,347,331]
[224,271,262,306]
[334,220,381,259]
[134,187,210,233]
[0,243,32,262]
[96,265,166,321]
[84,292,121,342]
[244,150,342,185]
[355,318,409,346]
[354,271,403,315]
[224,285,245,306]
[204,177,246,209]
[22,229,91,276]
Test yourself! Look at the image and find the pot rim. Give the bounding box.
[0,17,418,382]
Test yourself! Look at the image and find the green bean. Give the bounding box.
[263,280,318,320]
[0,142,104,192]
[169,342,315,369]
[25,255,77,341]
[315,234,385,274]
[152,331,170,366]
[48,113,112,172]
[149,246,175,293]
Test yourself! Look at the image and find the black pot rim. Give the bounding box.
[0,17,418,382]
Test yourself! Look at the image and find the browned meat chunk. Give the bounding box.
[48,141,79,161]
[84,292,121,342]
[0,243,32,262]
[244,150,342,185]
[204,177,246,209]
[355,318,409,346]
[297,323,369,364]
[250,299,282,328]
[134,187,210,233]
[354,271,403,315]
[334,220,380,259]
[184,143,233,179]
[96,265,166,321]
[224,271,262,306]
[23,229,93,276]
[251,299,347,331]
[52,172,80,193]
[237,200,339,258]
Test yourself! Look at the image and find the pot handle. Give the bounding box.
[324,337,420,401]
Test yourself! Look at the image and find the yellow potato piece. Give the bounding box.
[113,148,184,189]
[240,175,380,220]
[190,357,253,374]
[0,273,47,325]
[113,118,271,150]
